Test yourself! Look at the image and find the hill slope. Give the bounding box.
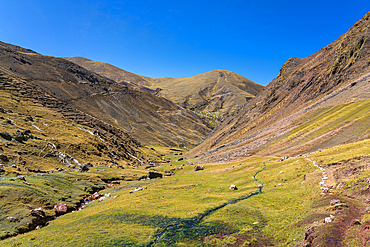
[0,42,211,147]
[66,57,264,117]
[188,11,370,162]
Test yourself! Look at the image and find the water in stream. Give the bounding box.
[141,163,266,246]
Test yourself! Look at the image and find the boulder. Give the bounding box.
[54,203,69,215]
[147,171,163,179]
[194,165,205,171]
[79,164,90,172]
[229,184,237,190]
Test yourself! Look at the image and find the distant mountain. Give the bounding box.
[66,57,264,118]
[152,70,264,116]
[64,57,155,88]
[188,12,370,161]
[0,42,211,147]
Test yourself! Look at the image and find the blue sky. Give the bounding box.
[1,1,370,85]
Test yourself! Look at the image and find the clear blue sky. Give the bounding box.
[1,1,370,85]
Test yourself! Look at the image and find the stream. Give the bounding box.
[143,163,266,246]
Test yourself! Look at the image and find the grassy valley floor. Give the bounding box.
[3,137,370,246]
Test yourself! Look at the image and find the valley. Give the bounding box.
[1,11,370,247]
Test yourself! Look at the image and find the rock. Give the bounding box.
[0,107,5,113]
[252,222,259,225]
[31,207,45,218]
[0,131,12,141]
[98,196,106,202]
[130,187,146,193]
[0,154,8,162]
[13,130,32,142]
[138,175,148,181]
[54,203,69,215]
[304,226,318,243]
[229,184,237,190]
[91,192,100,200]
[147,171,163,179]
[7,217,19,222]
[257,184,263,188]
[19,176,26,181]
[330,199,341,206]
[194,165,205,171]
[324,215,335,224]
[0,164,4,172]
[25,115,33,121]
[79,164,90,172]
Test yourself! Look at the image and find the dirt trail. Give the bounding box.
[305,157,336,196]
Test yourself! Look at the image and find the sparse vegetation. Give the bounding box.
[1,11,370,247]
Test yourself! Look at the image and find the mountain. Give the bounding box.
[64,57,155,88]
[0,42,211,147]
[151,70,264,116]
[3,13,370,247]
[66,57,264,119]
[188,12,370,162]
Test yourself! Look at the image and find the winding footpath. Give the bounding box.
[305,157,335,196]
[143,163,266,246]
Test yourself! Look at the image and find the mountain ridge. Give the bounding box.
[0,41,211,147]
[188,11,370,162]
[66,57,265,117]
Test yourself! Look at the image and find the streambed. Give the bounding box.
[142,163,266,246]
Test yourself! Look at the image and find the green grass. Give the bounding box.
[0,155,320,246]
[260,97,370,155]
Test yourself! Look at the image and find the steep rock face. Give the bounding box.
[66,57,264,117]
[188,12,370,161]
[0,41,211,147]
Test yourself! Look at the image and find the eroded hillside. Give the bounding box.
[0,42,211,147]
[66,57,264,120]
[188,12,370,162]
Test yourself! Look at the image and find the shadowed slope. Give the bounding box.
[66,57,264,117]
[0,42,211,147]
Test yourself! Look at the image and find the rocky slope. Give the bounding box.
[66,57,264,117]
[188,12,370,162]
[0,42,211,147]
